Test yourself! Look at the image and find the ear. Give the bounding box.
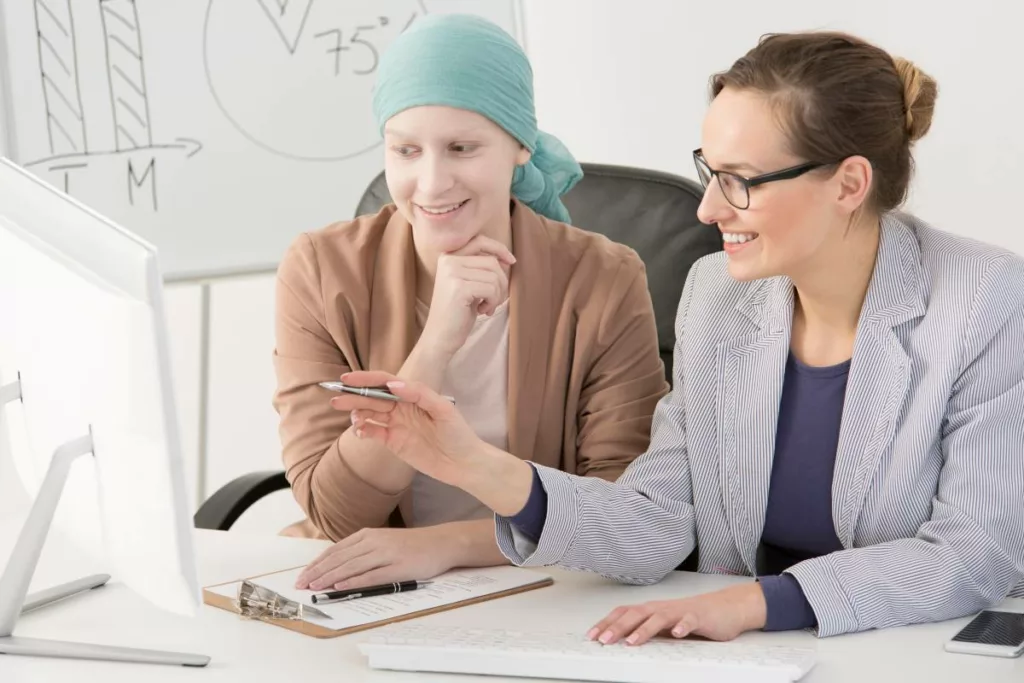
[515,145,532,166]
[834,155,872,212]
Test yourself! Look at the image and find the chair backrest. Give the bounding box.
[355,163,722,384]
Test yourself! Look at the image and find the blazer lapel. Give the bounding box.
[507,201,551,460]
[366,210,420,374]
[832,215,926,546]
[716,277,793,574]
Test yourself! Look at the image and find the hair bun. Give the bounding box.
[892,57,938,142]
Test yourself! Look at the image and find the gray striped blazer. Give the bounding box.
[495,212,1024,637]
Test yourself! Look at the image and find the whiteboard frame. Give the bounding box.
[513,0,527,54]
[0,0,16,160]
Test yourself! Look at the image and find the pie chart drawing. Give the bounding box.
[203,0,428,162]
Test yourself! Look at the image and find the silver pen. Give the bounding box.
[319,381,456,405]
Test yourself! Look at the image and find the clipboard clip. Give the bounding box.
[235,580,333,621]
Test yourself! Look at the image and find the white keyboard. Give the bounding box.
[358,624,817,683]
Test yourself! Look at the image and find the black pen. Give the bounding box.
[310,580,434,604]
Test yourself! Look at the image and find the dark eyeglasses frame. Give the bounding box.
[692,148,837,210]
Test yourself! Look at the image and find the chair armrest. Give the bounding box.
[193,470,290,531]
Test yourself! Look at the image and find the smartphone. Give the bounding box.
[944,610,1024,658]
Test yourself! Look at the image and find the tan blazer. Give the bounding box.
[272,200,669,540]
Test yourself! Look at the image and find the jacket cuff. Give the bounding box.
[495,465,580,567]
[786,556,860,637]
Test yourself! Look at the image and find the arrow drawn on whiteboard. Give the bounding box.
[256,0,314,55]
[174,137,204,158]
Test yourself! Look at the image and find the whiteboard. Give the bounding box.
[0,0,524,281]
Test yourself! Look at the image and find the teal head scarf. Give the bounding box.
[372,14,583,224]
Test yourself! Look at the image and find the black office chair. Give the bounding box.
[194,162,721,572]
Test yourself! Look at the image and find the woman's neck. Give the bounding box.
[789,214,881,365]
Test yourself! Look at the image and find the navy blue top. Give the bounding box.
[506,351,851,632]
[756,353,849,630]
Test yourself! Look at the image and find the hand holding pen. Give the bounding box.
[321,381,456,405]
[319,371,494,492]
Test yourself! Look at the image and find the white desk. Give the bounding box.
[1,519,1022,682]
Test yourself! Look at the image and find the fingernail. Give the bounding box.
[599,631,613,645]
[351,409,360,420]
[334,581,348,590]
[672,628,684,638]
[626,634,638,645]
[586,628,598,640]
[356,428,364,439]
[386,381,405,389]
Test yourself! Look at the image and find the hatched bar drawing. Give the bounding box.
[100,0,153,150]
[25,1,202,210]
[34,0,87,154]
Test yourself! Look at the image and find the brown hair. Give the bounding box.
[710,32,938,214]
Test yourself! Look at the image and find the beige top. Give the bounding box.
[399,298,510,527]
[272,200,669,541]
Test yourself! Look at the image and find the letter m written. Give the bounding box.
[127,158,157,210]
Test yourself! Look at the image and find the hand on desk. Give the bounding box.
[295,526,458,591]
[588,583,768,646]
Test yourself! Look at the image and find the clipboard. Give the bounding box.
[203,565,554,639]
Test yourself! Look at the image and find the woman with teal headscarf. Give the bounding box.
[273,14,667,591]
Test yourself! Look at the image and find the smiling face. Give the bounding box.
[383,106,531,257]
[695,87,871,283]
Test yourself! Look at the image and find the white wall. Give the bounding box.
[7,1,1021,532]
[527,0,1023,256]
[0,417,28,520]
[163,277,303,533]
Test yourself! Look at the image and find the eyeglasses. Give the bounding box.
[692,148,834,210]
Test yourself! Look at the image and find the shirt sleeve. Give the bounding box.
[500,464,549,542]
[759,574,817,631]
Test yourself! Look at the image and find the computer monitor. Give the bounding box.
[0,157,207,666]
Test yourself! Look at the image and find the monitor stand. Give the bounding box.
[0,377,209,666]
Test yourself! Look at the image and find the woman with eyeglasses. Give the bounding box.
[329,31,1024,643]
